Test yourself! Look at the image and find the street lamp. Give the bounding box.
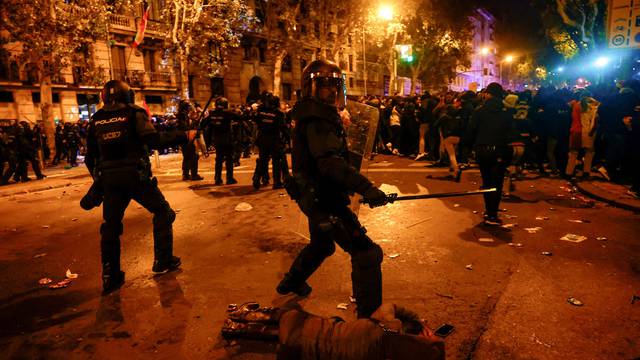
[594,56,609,68]
[378,5,394,21]
[500,55,514,87]
[480,47,490,56]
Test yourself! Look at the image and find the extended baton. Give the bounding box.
[360,188,497,204]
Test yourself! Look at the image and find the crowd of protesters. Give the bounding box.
[357,79,640,199]
[2,80,639,201]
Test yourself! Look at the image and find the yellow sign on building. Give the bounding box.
[608,0,640,49]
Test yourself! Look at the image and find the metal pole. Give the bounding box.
[362,26,367,97]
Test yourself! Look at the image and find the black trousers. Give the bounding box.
[16,153,43,179]
[181,141,199,177]
[254,143,284,185]
[476,145,511,218]
[100,171,176,276]
[68,146,78,165]
[214,142,234,182]
[1,152,18,183]
[284,205,383,318]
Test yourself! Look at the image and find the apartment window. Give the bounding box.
[348,55,354,72]
[145,95,163,104]
[282,83,292,101]
[281,55,292,72]
[349,77,354,89]
[0,91,14,102]
[32,92,60,103]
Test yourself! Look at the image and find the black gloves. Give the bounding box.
[363,187,388,208]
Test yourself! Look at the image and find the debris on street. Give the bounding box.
[336,303,349,310]
[508,243,523,247]
[535,216,549,220]
[49,279,72,289]
[478,238,494,243]
[234,202,253,212]
[465,264,473,270]
[436,293,454,299]
[560,234,587,243]
[38,278,53,285]
[453,204,460,208]
[65,269,78,279]
[501,223,517,229]
[504,214,518,219]
[388,254,400,259]
[541,251,553,256]
[567,297,584,306]
[568,219,591,223]
[349,296,356,303]
[525,227,542,234]
[596,237,607,241]
[33,253,47,259]
[549,207,557,211]
[71,218,78,221]
[42,225,50,229]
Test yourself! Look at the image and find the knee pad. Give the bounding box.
[352,243,383,269]
[100,222,123,237]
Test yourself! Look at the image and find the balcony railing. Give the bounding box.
[108,13,135,32]
[148,71,173,85]
[112,68,144,87]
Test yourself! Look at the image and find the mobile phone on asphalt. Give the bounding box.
[434,323,455,337]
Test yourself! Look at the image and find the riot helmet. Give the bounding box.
[215,97,229,110]
[301,59,346,108]
[102,80,134,105]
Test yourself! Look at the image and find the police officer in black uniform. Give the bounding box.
[252,93,286,190]
[279,60,389,318]
[201,97,238,185]
[85,80,194,294]
[1,122,20,184]
[177,100,203,181]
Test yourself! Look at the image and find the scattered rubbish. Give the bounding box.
[388,254,400,259]
[465,264,473,270]
[279,193,287,197]
[632,295,640,305]
[38,278,53,285]
[524,227,543,234]
[42,225,50,229]
[435,293,454,299]
[406,217,432,228]
[336,303,349,310]
[498,208,508,212]
[71,218,78,222]
[478,238,494,243]
[453,204,460,208]
[531,334,552,348]
[234,202,253,212]
[535,216,550,221]
[136,206,142,209]
[549,207,557,211]
[275,215,283,219]
[472,210,478,214]
[65,269,78,279]
[501,223,517,230]
[568,219,591,223]
[596,237,607,241]
[349,296,356,303]
[49,279,72,289]
[504,214,518,219]
[175,209,181,213]
[541,251,553,256]
[567,297,583,306]
[201,210,207,213]
[508,243,523,248]
[33,253,47,259]
[529,185,535,188]
[560,234,587,243]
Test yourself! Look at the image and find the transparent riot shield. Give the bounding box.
[293,101,379,241]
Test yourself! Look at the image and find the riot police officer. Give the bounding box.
[177,100,203,181]
[279,60,389,318]
[201,97,238,185]
[85,80,194,294]
[1,122,20,184]
[252,93,286,190]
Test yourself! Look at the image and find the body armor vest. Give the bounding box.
[91,106,148,167]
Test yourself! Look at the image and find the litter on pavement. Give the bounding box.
[560,234,587,243]
[65,269,78,279]
[336,303,349,310]
[596,237,607,241]
[525,227,542,234]
[33,253,47,258]
[349,296,356,303]
[508,243,523,248]
[478,238,494,243]
[42,225,50,229]
[388,254,400,259]
[38,278,53,285]
[234,202,253,212]
[465,264,473,270]
[501,223,517,229]
[568,219,591,223]
[567,297,584,306]
[49,279,72,289]
[541,251,553,256]
[535,216,550,220]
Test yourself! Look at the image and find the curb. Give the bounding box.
[574,182,640,213]
[0,181,77,198]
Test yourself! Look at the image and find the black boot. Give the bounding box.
[276,274,312,297]
[152,255,181,274]
[102,263,125,295]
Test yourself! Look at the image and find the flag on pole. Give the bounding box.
[132,6,150,48]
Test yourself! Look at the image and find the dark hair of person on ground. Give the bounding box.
[395,307,424,335]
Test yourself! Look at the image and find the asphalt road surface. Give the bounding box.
[1,154,639,359]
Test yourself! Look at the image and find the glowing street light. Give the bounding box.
[504,55,514,63]
[480,47,490,56]
[594,56,609,68]
[557,66,564,72]
[378,5,394,20]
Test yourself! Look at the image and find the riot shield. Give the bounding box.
[293,101,379,241]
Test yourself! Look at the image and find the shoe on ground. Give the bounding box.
[483,217,503,226]
[226,178,238,185]
[214,179,223,186]
[276,277,312,297]
[414,153,427,161]
[191,174,204,181]
[252,179,261,190]
[261,178,270,185]
[37,174,47,180]
[454,169,462,183]
[152,256,181,274]
[182,174,190,181]
[597,167,611,181]
[102,271,125,295]
[21,177,31,182]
